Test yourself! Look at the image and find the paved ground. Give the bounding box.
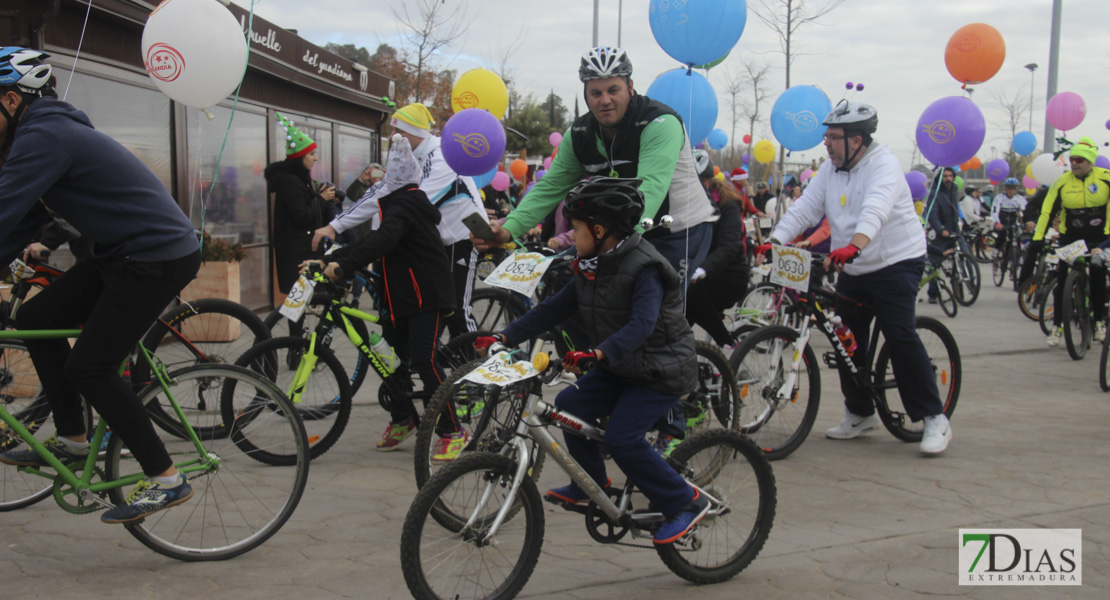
[3,275,1108,599]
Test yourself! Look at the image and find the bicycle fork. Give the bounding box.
[771,329,811,403]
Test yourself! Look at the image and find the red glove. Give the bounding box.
[473,335,501,353]
[754,242,773,257]
[827,244,862,267]
[563,350,598,372]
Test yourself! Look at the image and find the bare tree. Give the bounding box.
[393,0,473,104]
[720,64,747,167]
[490,29,526,120]
[991,86,1030,174]
[740,58,772,165]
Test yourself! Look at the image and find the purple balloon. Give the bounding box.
[1106,119,1110,130]
[915,96,986,167]
[440,108,506,176]
[1097,156,1110,170]
[535,169,546,181]
[856,83,864,91]
[905,171,928,200]
[1045,91,1086,132]
[985,158,1010,182]
[845,82,853,89]
[742,153,751,165]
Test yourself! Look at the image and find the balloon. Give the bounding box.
[714,172,726,181]
[753,140,776,164]
[141,0,248,109]
[742,134,752,144]
[955,175,965,191]
[1023,175,1037,190]
[707,128,728,150]
[1097,156,1110,170]
[510,159,528,180]
[1106,119,1110,130]
[1030,152,1068,185]
[491,171,511,191]
[985,158,1009,181]
[1045,92,1086,131]
[770,85,832,152]
[1012,131,1038,156]
[905,171,928,200]
[856,83,864,91]
[472,165,498,189]
[944,23,1006,85]
[548,131,563,148]
[1025,164,1034,178]
[915,96,986,166]
[645,68,718,147]
[845,82,854,90]
[694,51,730,70]
[451,68,509,120]
[648,0,747,67]
[713,166,721,176]
[800,168,814,182]
[535,169,546,181]
[543,156,553,170]
[440,108,506,176]
[969,157,981,170]
[742,153,751,165]
[959,160,972,172]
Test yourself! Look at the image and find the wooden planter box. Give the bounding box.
[178,261,242,341]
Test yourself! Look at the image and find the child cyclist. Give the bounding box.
[303,135,464,459]
[474,177,707,545]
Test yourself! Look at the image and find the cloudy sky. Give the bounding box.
[235,0,1109,170]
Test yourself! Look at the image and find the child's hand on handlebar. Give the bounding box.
[472,335,504,357]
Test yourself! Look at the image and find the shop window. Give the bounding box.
[338,132,376,201]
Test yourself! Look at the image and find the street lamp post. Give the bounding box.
[1024,63,1038,132]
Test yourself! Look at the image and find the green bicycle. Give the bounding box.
[0,329,309,561]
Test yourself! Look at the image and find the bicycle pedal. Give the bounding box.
[822,351,839,369]
[543,495,590,514]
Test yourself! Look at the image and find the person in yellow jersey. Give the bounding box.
[1033,137,1110,346]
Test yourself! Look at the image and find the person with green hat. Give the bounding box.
[1035,136,1110,346]
[267,112,336,313]
[313,103,486,337]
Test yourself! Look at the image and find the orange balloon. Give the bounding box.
[713,166,721,176]
[969,157,982,170]
[945,23,1006,85]
[960,160,972,171]
[510,159,527,180]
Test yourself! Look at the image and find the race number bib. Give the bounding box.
[1056,240,1088,265]
[769,245,812,293]
[279,274,316,322]
[462,351,540,387]
[485,252,555,297]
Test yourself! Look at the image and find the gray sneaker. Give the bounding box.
[0,436,89,467]
[825,409,881,440]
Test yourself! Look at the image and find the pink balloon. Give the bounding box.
[800,168,814,182]
[491,171,511,191]
[549,132,563,147]
[543,156,553,170]
[1045,91,1086,131]
[1023,175,1037,190]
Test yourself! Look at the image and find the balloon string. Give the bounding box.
[61,0,95,102]
[681,68,694,311]
[198,0,257,238]
[920,168,942,225]
[188,116,205,235]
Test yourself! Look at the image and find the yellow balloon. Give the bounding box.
[714,172,726,181]
[1026,188,1036,196]
[452,68,509,120]
[753,139,776,164]
[1025,163,1034,178]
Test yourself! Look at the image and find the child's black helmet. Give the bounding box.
[562,177,645,234]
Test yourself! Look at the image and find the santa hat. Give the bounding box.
[730,168,748,182]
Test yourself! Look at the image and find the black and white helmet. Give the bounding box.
[822,99,878,135]
[693,149,714,182]
[0,47,54,95]
[563,177,645,234]
[579,46,633,82]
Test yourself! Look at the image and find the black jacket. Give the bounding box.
[699,200,749,280]
[267,159,327,292]
[330,184,455,322]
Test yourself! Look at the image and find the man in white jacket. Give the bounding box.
[764,100,953,455]
[313,103,485,336]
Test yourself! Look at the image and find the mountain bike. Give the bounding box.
[991,221,1024,290]
[920,253,958,318]
[942,234,981,307]
[729,251,961,461]
[399,346,775,600]
[0,328,309,560]
[1058,248,1094,360]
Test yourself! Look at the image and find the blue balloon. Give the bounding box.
[472,165,498,189]
[1013,131,1038,156]
[770,85,832,151]
[649,0,747,67]
[646,68,719,148]
[707,128,728,150]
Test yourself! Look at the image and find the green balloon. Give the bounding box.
[695,51,731,71]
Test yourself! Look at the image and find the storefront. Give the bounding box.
[4,0,393,309]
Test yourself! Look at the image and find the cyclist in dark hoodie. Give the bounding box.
[304,135,463,458]
[0,48,200,523]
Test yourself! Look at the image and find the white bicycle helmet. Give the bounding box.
[822,99,878,135]
[579,46,633,82]
[0,47,55,95]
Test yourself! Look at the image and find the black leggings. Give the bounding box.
[18,251,201,476]
[381,310,459,435]
[685,272,749,346]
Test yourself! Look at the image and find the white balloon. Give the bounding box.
[141,0,248,109]
[1030,153,1068,186]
